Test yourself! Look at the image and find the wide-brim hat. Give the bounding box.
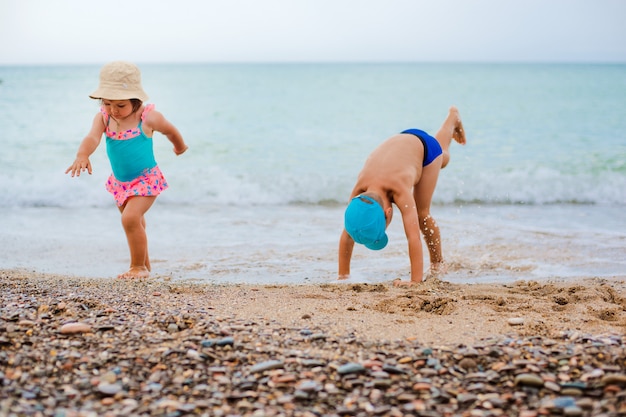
[89,61,149,101]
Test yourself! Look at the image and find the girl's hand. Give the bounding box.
[174,145,188,156]
[65,157,92,177]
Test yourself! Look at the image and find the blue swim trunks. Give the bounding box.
[401,129,443,167]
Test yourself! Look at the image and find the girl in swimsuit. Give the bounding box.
[66,61,188,279]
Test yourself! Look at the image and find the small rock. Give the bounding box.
[459,357,477,371]
[515,373,544,387]
[60,322,91,334]
[563,406,584,416]
[97,382,122,396]
[602,374,626,386]
[544,381,561,392]
[337,362,366,375]
[295,380,321,392]
[250,360,284,374]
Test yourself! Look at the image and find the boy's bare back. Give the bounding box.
[351,134,425,199]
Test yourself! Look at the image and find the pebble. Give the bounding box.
[59,322,91,334]
[295,379,321,392]
[544,380,561,392]
[249,360,284,373]
[337,362,366,375]
[563,405,584,416]
[602,373,626,385]
[458,357,477,370]
[515,373,544,387]
[201,336,234,347]
[97,382,123,396]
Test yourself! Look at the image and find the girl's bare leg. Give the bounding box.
[142,215,151,272]
[117,196,156,279]
[434,106,466,169]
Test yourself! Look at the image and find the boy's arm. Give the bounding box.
[338,185,367,279]
[145,110,188,155]
[338,229,355,279]
[394,193,424,286]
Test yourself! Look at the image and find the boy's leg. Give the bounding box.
[434,106,466,169]
[118,196,156,279]
[413,161,445,273]
[407,106,465,279]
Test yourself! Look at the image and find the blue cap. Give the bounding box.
[344,195,388,250]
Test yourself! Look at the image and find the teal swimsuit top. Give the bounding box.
[104,105,157,182]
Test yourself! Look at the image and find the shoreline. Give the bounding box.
[3,269,626,344]
[1,269,625,415]
[2,203,625,285]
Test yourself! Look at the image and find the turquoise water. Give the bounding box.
[0,63,625,282]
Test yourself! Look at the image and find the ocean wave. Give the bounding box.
[2,166,624,209]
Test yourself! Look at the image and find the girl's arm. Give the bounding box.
[144,110,188,155]
[65,113,105,177]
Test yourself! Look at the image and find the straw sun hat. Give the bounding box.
[89,61,149,101]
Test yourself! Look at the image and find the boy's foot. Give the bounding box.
[117,266,150,279]
[426,262,448,279]
[393,278,422,287]
[450,106,466,145]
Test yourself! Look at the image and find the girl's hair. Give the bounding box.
[100,98,143,113]
[130,99,142,113]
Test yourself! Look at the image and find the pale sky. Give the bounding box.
[1,0,625,65]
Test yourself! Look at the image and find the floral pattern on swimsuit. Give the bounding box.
[101,104,155,140]
[105,166,168,207]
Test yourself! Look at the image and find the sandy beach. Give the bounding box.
[1,269,625,416]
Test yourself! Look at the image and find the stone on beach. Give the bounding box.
[59,322,92,334]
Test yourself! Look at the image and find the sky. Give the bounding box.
[1,0,625,65]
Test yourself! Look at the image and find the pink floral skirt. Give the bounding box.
[105,166,168,207]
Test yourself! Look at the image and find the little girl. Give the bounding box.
[66,61,188,279]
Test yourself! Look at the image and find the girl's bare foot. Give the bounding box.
[117,266,150,279]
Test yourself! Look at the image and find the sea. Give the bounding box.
[0,63,625,284]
